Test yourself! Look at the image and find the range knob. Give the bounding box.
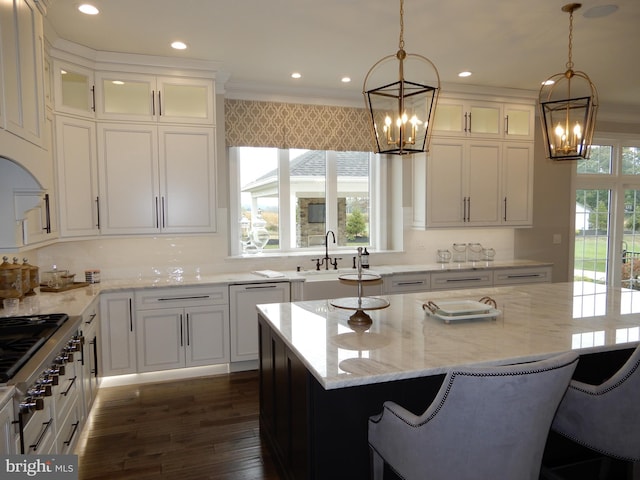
[19,397,44,413]
[44,369,60,385]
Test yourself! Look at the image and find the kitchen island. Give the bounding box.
[257,282,640,479]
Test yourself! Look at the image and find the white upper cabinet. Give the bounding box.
[420,139,502,228]
[55,115,100,237]
[0,0,46,147]
[97,123,216,234]
[94,72,214,124]
[503,104,535,140]
[432,97,535,141]
[53,61,95,117]
[501,142,534,226]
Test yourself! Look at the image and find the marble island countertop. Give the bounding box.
[257,282,640,390]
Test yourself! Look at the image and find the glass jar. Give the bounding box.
[0,256,22,302]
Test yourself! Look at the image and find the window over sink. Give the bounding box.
[229,147,381,256]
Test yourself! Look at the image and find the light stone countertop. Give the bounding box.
[3,260,551,319]
[257,281,640,390]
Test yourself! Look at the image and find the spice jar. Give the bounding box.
[0,256,22,303]
[22,258,39,296]
[14,257,30,299]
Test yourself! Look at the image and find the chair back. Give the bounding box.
[369,351,579,480]
[552,344,640,461]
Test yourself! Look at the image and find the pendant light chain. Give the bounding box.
[566,7,574,71]
[398,0,405,51]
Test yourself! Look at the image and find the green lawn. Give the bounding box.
[574,236,609,272]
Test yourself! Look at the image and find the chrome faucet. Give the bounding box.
[311,230,341,270]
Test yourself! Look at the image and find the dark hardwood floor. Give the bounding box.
[75,371,281,480]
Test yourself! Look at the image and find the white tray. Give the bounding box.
[433,300,494,316]
[429,308,501,323]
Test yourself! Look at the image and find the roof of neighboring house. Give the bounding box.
[252,151,369,184]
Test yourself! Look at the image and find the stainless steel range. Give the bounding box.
[0,313,82,454]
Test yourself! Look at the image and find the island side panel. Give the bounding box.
[258,312,445,480]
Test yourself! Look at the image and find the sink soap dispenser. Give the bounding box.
[362,248,370,269]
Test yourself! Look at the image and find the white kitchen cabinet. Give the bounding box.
[416,139,501,228]
[135,286,229,373]
[55,115,100,237]
[432,98,502,139]
[229,283,290,362]
[78,298,100,418]
[136,305,229,372]
[0,396,15,454]
[384,272,430,294]
[0,0,46,147]
[95,72,214,124]
[432,97,534,141]
[493,266,552,285]
[53,60,95,117]
[430,270,493,290]
[501,142,534,226]
[97,123,216,234]
[503,104,535,141]
[100,291,137,376]
[414,138,533,228]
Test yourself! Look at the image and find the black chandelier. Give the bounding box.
[539,3,598,160]
[363,0,440,155]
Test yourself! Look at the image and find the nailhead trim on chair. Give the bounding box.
[553,354,640,462]
[568,356,640,396]
[383,357,580,428]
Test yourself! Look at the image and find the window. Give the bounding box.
[573,137,640,288]
[230,147,377,255]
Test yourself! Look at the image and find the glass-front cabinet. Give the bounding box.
[53,61,95,117]
[94,72,214,124]
[432,97,534,141]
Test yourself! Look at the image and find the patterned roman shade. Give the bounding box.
[224,98,374,152]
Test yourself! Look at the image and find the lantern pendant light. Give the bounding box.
[539,3,598,160]
[363,0,440,155]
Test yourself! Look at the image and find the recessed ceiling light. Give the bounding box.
[112,80,124,85]
[458,71,472,78]
[341,77,351,83]
[291,72,302,79]
[78,4,99,15]
[171,41,187,50]
[542,79,555,86]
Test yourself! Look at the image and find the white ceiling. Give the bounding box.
[45,0,640,116]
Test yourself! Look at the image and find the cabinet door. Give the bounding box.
[185,305,229,367]
[230,283,290,362]
[0,401,15,454]
[136,308,184,372]
[468,103,501,137]
[94,72,155,122]
[100,292,136,375]
[159,126,216,233]
[97,123,160,234]
[56,116,99,237]
[53,61,94,117]
[157,77,214,124]
[466,142,501,225]
[504,104,535,140]
[502,143,533,225]
[0,0,45,147]
[426,141,465,227]
[432,98,465,136]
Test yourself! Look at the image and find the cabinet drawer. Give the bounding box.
[135,285,228,309]
[430,270,493,290]
[385,273,430,294]
[493,267,552,285]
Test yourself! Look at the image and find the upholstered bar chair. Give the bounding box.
[368,351,579,480]
[546,344,640,479]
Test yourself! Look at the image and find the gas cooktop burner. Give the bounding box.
[0,313,68,383]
